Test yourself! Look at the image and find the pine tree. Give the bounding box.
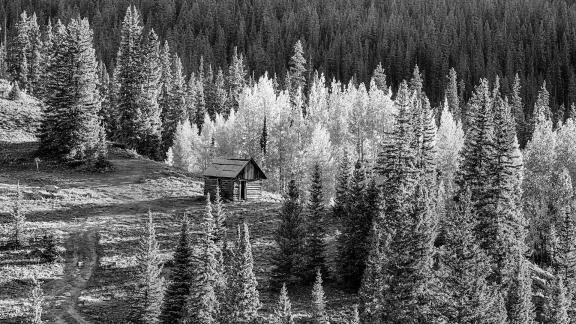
[359,223,386,324]
[115,6,145,148]
[409,65,424,97]
[533,81,552,128]
[372,62,388,94]
[195,77,207,132]
[332,149,351,222]
[274,284,294,324]
[445,68,460,123]
[27,13,42,96]
[213,186,227,247]
[160,216,192,324]
[506,251,535,324]
[303,163,327,281]
[138,29,163,160]
[214,68,228,116]
[311,269,329,324]
[544,277,570,324]
[40,233,59,263]
[511,74,526,146]
[272,180,305,287]
[134,210,164,324]
[227,223,261,323]
[162,54,187,152]
[39,18,102,160]
[10,182,26,247]
[260,116,268,155]
[437,190,507,323]
[29,276,44,324]
[227,47,246,114]
[9,11,30,90]
[289,40,306,106]
[337,160,373,288]
[184,195,220,324]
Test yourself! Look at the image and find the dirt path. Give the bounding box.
[51,229,99,324]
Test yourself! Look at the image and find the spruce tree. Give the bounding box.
[214,68,228,116]
[506,251,535,324]
[437,190,508,323]
[544,277,570,324]
[446,68,460,122]
[39,18,102,160]
[160,216,192,324]
[134,210,164,324]
[27,13,42,96]
[337,160,373,288]
[274,284,294,324]
[227,223,261,323]
[372,62,388,94]
[533,81,552,127]
[184,195,220,324]
[332,149,351,222]
[409,65,424,97]
[311,269,329,324]
[162,54,187,152]
[9,11,30,90]
[511,74,526,146]
[227,47,246,114]
[288,40,306,106]
[304,163,327,281]
[272,180,305,287]
[115,6,145,148]
[213,186,227,247]
[359,223,386,324]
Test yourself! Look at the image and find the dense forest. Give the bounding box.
[5,0,576,323]
[3,0,576,123]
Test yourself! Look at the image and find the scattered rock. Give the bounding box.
[44,185,60,193]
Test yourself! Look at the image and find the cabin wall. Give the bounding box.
[204,178,236,201]
[246,180,262,200]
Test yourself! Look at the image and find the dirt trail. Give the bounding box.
[51,229,99,324]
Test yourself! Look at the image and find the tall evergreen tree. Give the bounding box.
[288,40,306,106]
[332,149,351,222]
[39,18,102,160]
[9,11,30,90]
[311,270,329,324]
[303,163,327,281]
[213,186,227,247]
[160,216,192,324]
[260,116,268,155]
[214,68,228,116]
[227,47,246,115]
[446,68,460,122]
[506,251,535,324]
[115,6,145,147]
[544,277,570,324]
[372,62,388,94]
[359,223,386,324]
[134,210,164,324]
[274,284,294,324]
[511,74,526,146]
[27,13,42,96]
[533,81,552,127]
[272,180,305,287]
[162,54,187,152]
[227,223,261,323]
[184,194,220,324]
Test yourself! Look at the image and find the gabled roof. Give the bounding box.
[203,158,267,179]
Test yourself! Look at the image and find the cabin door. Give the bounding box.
[240,181,247,200]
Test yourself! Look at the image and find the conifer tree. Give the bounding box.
[260,116,268,155]
[311,270,329,324]
[274,284,294,324]
[446,68,460,122]
[337,160,373,288]
[511,74,526,146]
[160,216,192,324]
[184,194,220,324]
[437,190,507,323]
[29,276,44,324]
[10,182,26,247]
[359,223,386,323]
[115,6,145,147]
[134,210,164,324]
[507,251,535,324]
[303,163,327,281]
[372,62,388,94]
[533,81,552,127]
[204,65,217,118]
[409,65,424,97]
[288,40,306,106]
[214,68,228,116]
[194,77,207,132]
[213,186,227,247]
[350,305,360,324]
[27,13,42,96]
[227,223,261,323]
[39,18,102,160]
[272,180,305,287]
[332,149,351,222]
[9,11,30,90]
[227,47,246,114]
[436,100,464,194]
[544,277,570,324]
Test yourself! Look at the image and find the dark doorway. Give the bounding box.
[240,181,247,200]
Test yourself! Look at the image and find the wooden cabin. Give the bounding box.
[203,158,267,201]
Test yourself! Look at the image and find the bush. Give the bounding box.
[40,234,59,263]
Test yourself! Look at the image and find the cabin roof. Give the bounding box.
[203,158,267,179]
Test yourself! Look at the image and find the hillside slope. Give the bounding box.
[0,80,42,143]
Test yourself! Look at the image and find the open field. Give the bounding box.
[0,141,356,323]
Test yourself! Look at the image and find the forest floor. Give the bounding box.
[0,140,356,323]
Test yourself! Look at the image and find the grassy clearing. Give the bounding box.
[0,142,356,323]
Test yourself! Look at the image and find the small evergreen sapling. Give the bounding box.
[10,182,26,247]
[274,283,294,324]
[311,269,329,324]
[29,276,44,324]
[40,233,58,263]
